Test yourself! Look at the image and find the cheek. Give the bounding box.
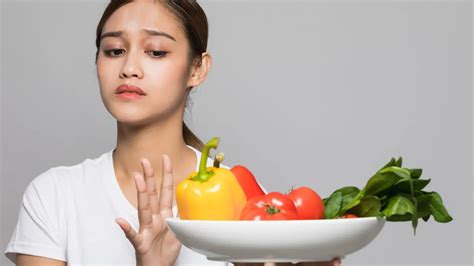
[96,59,110,89]
[97,57,113,74]
[145,58,190,93]
[96,59,123,96]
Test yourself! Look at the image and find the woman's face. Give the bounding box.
[96,1,193,126]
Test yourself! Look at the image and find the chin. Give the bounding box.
[115,117,152,128]
[109,108,150,126]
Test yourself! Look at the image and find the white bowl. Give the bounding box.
[166,217,385,263]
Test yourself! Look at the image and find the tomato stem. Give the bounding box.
[264,204,281,215]
[289,185,295,194]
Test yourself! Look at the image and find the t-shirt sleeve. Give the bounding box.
[4,169,66,264]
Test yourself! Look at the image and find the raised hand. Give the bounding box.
[115,155,182,266]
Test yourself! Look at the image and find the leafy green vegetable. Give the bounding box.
[325,157,453,235]
[323,186,362,219]
[336,186,361,209]
[324,191,342,219]
[408,168,423,179]
[364,171,402,196]
[383,194,416,220]
[393,179,431,193]
[348,196,382,217]
[419,192,453,223]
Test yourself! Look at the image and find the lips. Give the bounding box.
[115,84,146,96]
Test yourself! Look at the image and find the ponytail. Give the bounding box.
[183,122,205,152]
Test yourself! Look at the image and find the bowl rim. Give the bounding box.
[166,216,386,224]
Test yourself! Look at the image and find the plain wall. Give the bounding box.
[1,0,472,265]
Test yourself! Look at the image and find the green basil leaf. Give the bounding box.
[333,186,361,209]
[412,217,418,235]
[379,166,411,180]
[422,214,430,222]
[378,157,398,171]
[382,194,416,219]
[386,213,413,221]
[408,168,423,179]
[380,195,390,208]
[411,195,419,235]
[364,171,403,196]
[393,179,431,193]
[429,192,453,223]
[416,192,452,223]
[349,196,382,217]
[337,188,366,216]
[333,186,360,195]
[324,191,343,219]
[416,193,432,219]
[395,157,403,167]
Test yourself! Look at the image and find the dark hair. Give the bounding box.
[95,0,208,151]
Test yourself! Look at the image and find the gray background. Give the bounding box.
[1,0,472,265]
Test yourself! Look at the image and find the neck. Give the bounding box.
[112,118,196,184]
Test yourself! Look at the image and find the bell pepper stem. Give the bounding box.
[193,137,219,182]
[213,152,224,168]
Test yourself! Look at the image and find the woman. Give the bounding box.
[5,0,341,265]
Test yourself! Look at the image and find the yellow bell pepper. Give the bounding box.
[176,137,247,220]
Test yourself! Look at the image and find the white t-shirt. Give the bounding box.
[5,145,265,265]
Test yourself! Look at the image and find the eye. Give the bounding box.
[146,50,168,59]
[103,49,125,58]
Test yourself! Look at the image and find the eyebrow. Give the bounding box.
[100,29,176,42]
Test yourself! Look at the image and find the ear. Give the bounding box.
[187,52,212,89]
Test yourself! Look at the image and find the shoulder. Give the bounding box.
[26,150,112,196]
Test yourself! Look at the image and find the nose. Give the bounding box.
[119,52,144,79]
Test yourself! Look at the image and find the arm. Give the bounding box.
[5,170,67,265]
[17,254,66,266]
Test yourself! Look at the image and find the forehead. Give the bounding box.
[102,1,183,42]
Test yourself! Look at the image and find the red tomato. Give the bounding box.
[340,214,358,219]
[240,192,300,220]
[287,186,325,220]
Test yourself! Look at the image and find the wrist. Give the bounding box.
[136,258,166,266]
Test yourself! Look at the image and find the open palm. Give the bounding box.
[116,155,182,266]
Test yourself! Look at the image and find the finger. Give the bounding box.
[159,154,174,217]
[115,218,139,247]
[134,172,152,231]
[333,258,342,266]
[140,158,160,215]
